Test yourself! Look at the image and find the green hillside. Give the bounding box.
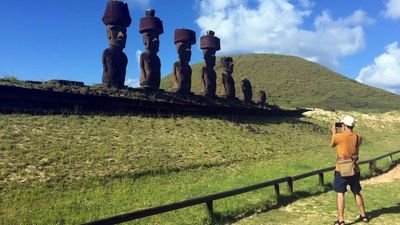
[1,110,400,224]
[161,54,400,111]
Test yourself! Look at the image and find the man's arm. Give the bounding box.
[330,124,337,147]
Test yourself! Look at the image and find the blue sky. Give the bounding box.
[1,0,400,94]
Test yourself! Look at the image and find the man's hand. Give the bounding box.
[331,124,337,134]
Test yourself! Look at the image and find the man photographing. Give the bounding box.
[331,115,368,225]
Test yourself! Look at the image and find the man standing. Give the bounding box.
[331,115,369,225]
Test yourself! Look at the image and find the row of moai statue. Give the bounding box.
[101,0,267,104]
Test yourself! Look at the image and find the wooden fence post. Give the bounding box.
[369,160,376,172]
[287,178,293,195]
[206,201,213,220]
[318,173,324,186]
[274,184,280,197]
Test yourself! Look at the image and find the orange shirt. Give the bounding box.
[331,132,362,171]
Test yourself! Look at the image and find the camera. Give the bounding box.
[335,122,343,127]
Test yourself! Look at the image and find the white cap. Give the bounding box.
[341,115,355,127]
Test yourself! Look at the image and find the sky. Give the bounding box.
[1,0,400,94]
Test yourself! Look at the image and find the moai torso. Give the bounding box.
[173,29,196,94]
[241,79,253,102]
[222,72,235,98]
[139,9,163,89]
[221,57,236,99]
[101,0,131,89]
[201,66,217,97]
[173,61,192,92]
[140,51,161,88]
[255,90,267,104]
[200,30,220,98]
[102,47,128,88]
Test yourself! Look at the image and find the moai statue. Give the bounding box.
[139,9,163,89]
[220,57,236,99]
[255,90,267,104]
[172,29,196,94]
[200,31,220,97]
[102,0,132,89]
[241,78,253,102]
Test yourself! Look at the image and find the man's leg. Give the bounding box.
[337,192,345,222]
[350,173,367,219]
[354,192,366,217]
[334,171,347,223]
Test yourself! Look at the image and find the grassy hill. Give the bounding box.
[2,55,400,224]
[1,110,399,224]
[161,54,400,111]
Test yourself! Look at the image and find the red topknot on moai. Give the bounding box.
[101,0,132,89]
[172,29,196,94]
[200,30,220,97]
[139,9,164,89]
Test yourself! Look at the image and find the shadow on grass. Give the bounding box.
[207,184,333,225]
[367,203,400,223]
[345,203,400,225]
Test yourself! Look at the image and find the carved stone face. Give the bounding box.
[222,58,234,73]
[107,25,127,48]
[203,50,216,68]
[177,42,191,64]
[143,32,160,53]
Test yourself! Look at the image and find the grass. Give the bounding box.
[160,54,400,112]
[0,110,399,224]
[235,168,400,225]
[0,114,332,189]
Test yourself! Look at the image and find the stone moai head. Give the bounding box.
[221,57,234,74]
[174,29,196,64]
[102,0,132,49]
[139,9,163,54]
[241,79,253,102]
[255,90,267,104]
[200,30,220,68]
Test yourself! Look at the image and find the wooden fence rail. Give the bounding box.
[83,150,400,225]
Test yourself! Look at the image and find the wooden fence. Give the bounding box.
[83,150,400,225]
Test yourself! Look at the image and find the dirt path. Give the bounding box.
[361,165,400,185]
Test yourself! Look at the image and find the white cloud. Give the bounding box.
[298,0,314,9]
[125,78,140,87]
[135,49,142,68]
[195,0,373,69]
[356,42,400,94]
[383,0,400,19]
[125,49,143,88]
